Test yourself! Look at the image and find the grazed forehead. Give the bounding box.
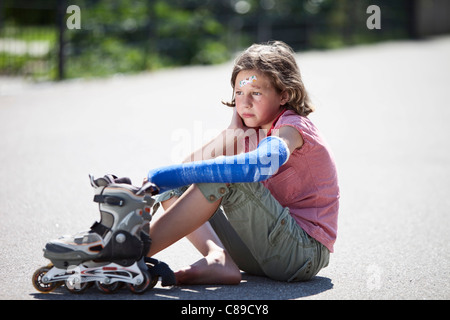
[239,75,257,88]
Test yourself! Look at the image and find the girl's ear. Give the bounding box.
[280,90,290,106]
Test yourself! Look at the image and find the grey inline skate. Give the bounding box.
[32,174,175,294]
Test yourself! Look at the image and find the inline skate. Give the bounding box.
[32,174,175,294]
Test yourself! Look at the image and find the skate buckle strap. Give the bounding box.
[93,194,125,207]
[90,221,111,237]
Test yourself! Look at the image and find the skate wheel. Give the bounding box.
[32,266,61,293]
[65,280,92,294]
[128,270,155,294]
[95,280,122,294]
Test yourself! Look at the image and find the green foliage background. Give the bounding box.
[0,0,412,80]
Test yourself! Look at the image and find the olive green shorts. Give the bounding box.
[155,182,330,282]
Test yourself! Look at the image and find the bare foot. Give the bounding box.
[175,250,241,285]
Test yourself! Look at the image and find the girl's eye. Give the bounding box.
[253,92,261,96]
[235,91,243,96]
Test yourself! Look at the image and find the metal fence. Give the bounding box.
[0,0,433,81]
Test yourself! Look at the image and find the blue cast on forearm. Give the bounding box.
[147,136,289,192]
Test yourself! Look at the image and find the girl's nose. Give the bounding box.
[242,94,252,108]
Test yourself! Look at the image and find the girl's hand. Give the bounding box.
[228,107,247,131]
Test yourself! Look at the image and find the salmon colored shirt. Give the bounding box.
[246,110,340,252]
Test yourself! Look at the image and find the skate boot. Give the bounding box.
[32,174,175,294]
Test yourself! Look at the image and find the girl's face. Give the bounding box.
[234,70,288,130]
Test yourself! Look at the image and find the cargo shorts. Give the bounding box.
[154,182,329,282]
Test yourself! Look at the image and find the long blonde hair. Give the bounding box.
[223,41,314,116]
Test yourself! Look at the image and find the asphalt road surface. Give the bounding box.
[1,36,449,300]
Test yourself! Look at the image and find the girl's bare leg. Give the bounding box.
[148,185,241,285]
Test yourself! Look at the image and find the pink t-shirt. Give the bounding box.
[246,110,339,252]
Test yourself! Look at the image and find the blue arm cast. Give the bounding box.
[147,136,290,193]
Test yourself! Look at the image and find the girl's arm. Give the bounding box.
[275,125,304,155]
[147,111,304,193]
[148,135,291,192]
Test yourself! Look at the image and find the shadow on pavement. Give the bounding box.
[29,274,333,300]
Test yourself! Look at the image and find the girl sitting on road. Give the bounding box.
[146,41,340,284]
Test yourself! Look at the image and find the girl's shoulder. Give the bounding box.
[275,109,314,132]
